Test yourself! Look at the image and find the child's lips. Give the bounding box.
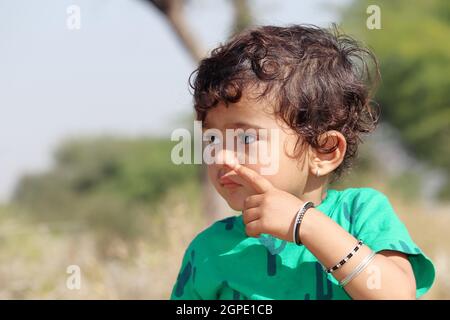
[219,175,242,188]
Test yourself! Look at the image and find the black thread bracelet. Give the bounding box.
[293,201,315,246]
[324,240,364,274]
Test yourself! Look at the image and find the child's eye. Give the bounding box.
[205,134,221,145]
[238,133,257,145]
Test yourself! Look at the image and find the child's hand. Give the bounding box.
[224,157,305,242]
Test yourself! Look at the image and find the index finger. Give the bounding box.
[224,157,273,194]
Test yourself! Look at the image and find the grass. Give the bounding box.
[0,180,449,299]
[0,181,205,299]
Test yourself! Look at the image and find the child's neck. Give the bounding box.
[300,176,328,207]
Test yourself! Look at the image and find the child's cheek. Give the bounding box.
[245,162,279,185]
[246,139,281,178]
[206,164,220,187]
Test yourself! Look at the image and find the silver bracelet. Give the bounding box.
[292,201,314,246]
[339,250,376,287]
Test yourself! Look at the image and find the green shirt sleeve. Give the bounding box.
[351,188,435,298]
[170,240,202,300]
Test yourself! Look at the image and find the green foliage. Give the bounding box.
[13,136,199,240]
[341,0,450,198]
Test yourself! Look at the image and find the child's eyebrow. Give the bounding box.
[203,121,265,129]
[228,121,265,129]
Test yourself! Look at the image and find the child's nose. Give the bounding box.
[215,148,237,165]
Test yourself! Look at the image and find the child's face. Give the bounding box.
[203,93,312,211]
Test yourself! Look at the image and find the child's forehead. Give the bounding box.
[203,98,275,129]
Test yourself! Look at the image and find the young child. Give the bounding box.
[170,25,435,300]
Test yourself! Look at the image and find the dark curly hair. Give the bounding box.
[190,24,380,180]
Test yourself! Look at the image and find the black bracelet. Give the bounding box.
[293,201,315,246]
[325,240,364,274]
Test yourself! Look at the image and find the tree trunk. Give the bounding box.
[144,0,254,224]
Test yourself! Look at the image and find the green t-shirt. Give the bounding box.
[170,188,435,300]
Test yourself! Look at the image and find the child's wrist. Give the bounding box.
[297,207,321,245]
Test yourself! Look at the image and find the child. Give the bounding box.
[170,25,435,300]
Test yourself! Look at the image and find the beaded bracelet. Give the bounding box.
[324,240,364,274]
[293,201,315,246]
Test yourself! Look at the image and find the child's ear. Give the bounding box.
[308,130,347,177]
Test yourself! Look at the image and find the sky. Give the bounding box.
[0,0,350,201]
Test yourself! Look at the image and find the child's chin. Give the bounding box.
[224,196,245,212]
[228,202,243,211]
[215,186,247,211]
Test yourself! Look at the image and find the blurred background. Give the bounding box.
[0,0,449,299]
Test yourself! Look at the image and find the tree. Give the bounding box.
[142,0,255,221]
[341,0,450,198]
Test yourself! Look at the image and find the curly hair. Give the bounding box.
[190,24,380,180]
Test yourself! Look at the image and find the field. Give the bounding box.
[1,180,448,299]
